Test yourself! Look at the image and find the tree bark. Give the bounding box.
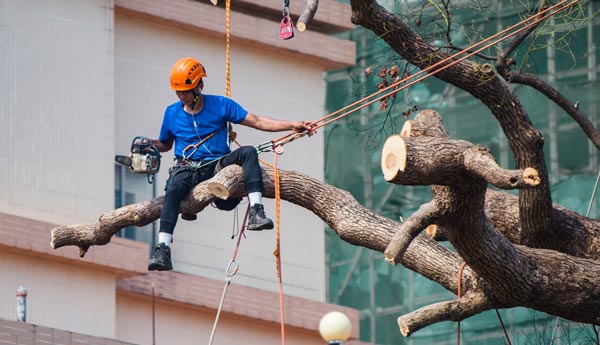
[51,159,600,330]
[48,0,600,336]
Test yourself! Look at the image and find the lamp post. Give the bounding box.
[16,286,27,322]
[319,311,351,344]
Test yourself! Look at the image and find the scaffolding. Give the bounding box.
[324,1,600,344]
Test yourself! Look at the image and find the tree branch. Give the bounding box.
[384,201,440,264]
[504,71,600,150]
[397,293,492,336]
[498,0,548,60]
[463,146,540,189]
[297,0,318,32]
[381,135,539,190]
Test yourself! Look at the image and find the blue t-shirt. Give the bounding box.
[159,95,248,161]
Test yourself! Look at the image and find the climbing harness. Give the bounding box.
[279,0,294,40]
[181,130,218,163]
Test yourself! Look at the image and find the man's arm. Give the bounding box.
[241,113,314,133]
[152,138,174,152]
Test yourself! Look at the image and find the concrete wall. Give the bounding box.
[0,0,115,225]
[0,318,134,345]
[114,12,327,301]
[116,294,325,345]
[0,252,116,338]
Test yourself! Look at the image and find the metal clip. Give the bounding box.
[273,144,284,155]
[226,260,239,277]
[255,140,275,154]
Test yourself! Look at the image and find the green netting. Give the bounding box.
[324,2,600,344]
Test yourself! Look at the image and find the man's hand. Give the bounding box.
[291,121,317,136]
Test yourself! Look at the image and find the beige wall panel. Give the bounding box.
[0,252,116,338]
[116,294,326,345]
[0,0,115,225]
[115,15,325,300]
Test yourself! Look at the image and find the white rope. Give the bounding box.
[208,260,239,345]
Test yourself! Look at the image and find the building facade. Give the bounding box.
[0,0,372,344]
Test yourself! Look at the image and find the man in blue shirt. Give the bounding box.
[148,57,313,271]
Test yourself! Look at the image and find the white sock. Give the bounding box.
[248,192,262,206]
[158,232,173,246]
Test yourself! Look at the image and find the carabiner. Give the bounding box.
[226,259,239,277]
[255,140,275,154]
[181,144,198,161]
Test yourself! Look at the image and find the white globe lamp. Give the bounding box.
[319,311,351,344]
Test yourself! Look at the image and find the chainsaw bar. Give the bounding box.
[115,155,133,168]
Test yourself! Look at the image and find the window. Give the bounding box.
[114,164,157,250]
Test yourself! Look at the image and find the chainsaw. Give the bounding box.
[115,136,162,183]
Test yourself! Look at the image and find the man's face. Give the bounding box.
[175,81,203,106]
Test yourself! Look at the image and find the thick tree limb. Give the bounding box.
[397,293,492,336]
[51,165,481,296]
[51,161,600,328]
[405,110,600,260]
[381,135,539,190]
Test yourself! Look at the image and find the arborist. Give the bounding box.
[146,57,314,271]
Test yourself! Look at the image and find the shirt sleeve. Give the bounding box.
[223,97,248,124]
[158,106,174,143]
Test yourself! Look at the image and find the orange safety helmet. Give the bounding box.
[170,57,207,91]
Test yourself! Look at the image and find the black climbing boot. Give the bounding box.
[181,212,197,221]
[148,243,173,271]
[247,204,274,231]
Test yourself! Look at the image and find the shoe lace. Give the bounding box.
[255,205,266,217]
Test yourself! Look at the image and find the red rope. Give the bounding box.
[231,204,250,261]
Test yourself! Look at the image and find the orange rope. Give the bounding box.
[221,2,284,342]
[273,152,286,345]
[269,0,578,147]
[225,0,231,98]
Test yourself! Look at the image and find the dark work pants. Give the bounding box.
[159,145,263,235]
